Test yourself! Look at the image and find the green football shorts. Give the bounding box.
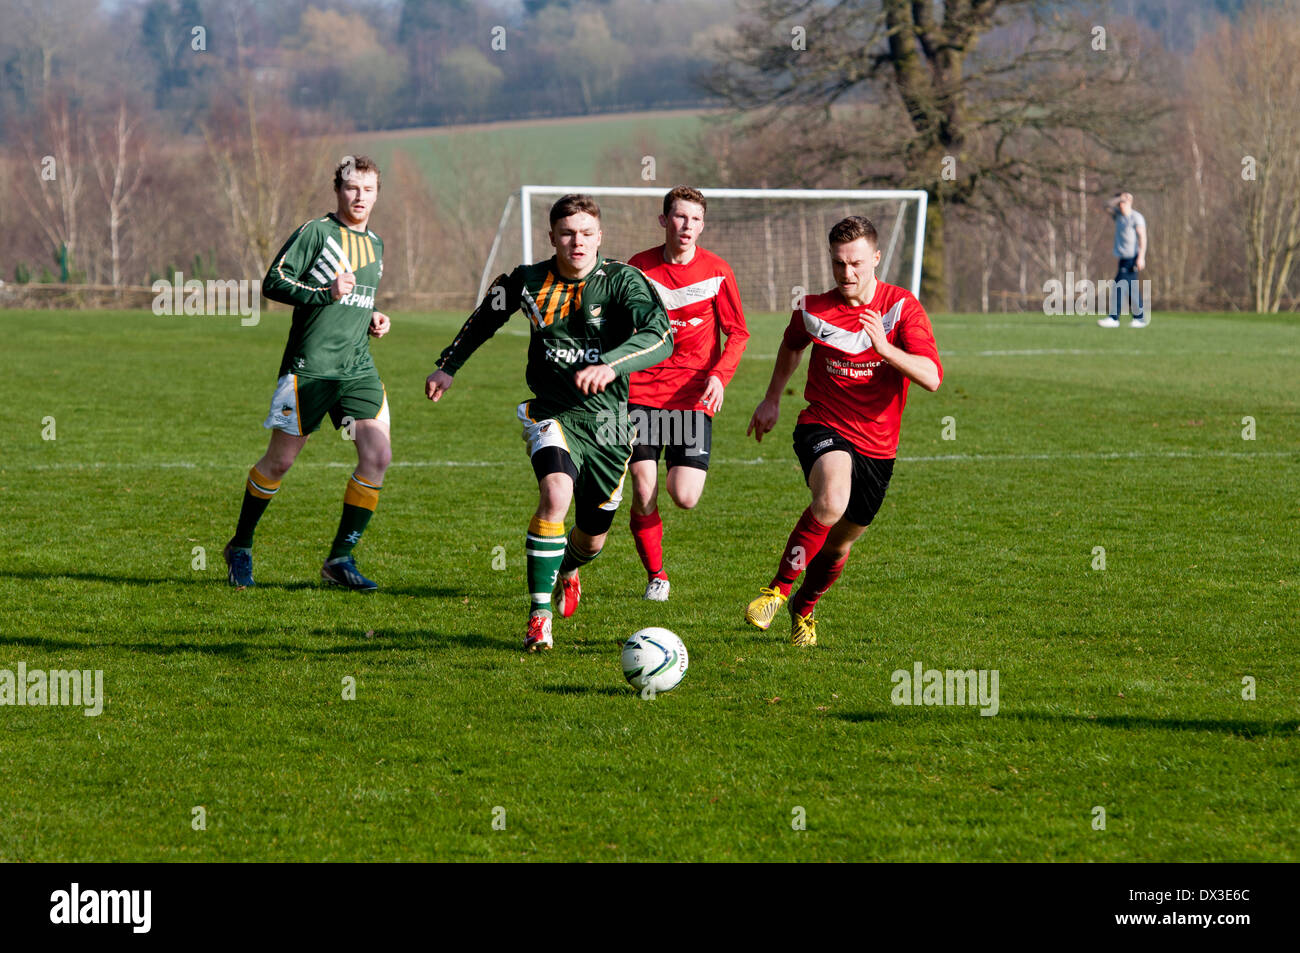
[263,372,389,436]
[517,399,631,535]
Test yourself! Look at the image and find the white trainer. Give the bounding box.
[643,577,670,602]
[1130,316,1150,328]
[1097,317,1120,328]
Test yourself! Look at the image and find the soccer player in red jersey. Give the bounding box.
[626,187,749,602]
[744,216,942,645]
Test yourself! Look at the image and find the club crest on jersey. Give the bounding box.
[587,305,604,328]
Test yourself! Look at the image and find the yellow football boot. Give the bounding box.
[745,586,788,630]
[790,611,818,647]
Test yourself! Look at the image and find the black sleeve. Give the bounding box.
[436,269,524,374]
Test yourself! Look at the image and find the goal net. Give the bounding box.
[479,187,928,312]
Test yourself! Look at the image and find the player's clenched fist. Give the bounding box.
[859,309,888,352]
[747,398,780,442]
[425,368,454,401]
[331,269,356,300]
[574,363,616,395]
[369,311,391,338]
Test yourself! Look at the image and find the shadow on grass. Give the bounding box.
[0,628,522,658]
[2,569,463,599]
[831,709,1300,738]
[540,684,629,697]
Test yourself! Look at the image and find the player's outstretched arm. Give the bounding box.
[748,343,803,442]
[425,271,522,401]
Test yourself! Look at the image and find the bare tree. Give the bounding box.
[86,101,147,290]
[15,93,85,280]
[1137,116,1215,310]
[3,0,100,105]
[705,1,1172,307]
[1193,4,1300,312]
[378,148,446,295]
[433,146,535,294]
[201,80,337,278]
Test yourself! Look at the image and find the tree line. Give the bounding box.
[1,0,1297,313]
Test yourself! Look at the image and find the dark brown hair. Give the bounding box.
[663,186,707,217]
[549,193,602,226]
[829,215,878,248]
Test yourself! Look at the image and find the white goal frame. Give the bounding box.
[480,186,929,304]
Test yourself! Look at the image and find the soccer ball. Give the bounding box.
[621,627,688,696]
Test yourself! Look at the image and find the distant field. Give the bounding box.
[1,308,1297,861]
[355,109,712,193]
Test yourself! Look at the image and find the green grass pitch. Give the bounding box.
[355,111,708,192]
[1,307,1296,861]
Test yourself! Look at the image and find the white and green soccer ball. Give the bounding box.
[621,627,688,697]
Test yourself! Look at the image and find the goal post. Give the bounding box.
[479,186,929,310]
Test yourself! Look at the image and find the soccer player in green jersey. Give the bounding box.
[224,155,393,592]
[425,194,673,652]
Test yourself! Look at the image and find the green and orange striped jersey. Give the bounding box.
[263,213,384,380]
[436,256,673,419]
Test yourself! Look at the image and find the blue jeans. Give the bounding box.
[1110,257,1144,320]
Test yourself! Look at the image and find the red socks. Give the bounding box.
[630,510,667,579]
[770,507,833,596]
[790,550,848,617]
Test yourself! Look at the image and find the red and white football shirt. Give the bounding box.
[782,281,942,458]
[628,245,749,416]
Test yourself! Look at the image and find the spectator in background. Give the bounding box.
[1099,191,1148,328]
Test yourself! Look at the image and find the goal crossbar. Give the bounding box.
[482,186,929,303]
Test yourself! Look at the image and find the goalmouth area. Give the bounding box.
[482,187,929,309]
